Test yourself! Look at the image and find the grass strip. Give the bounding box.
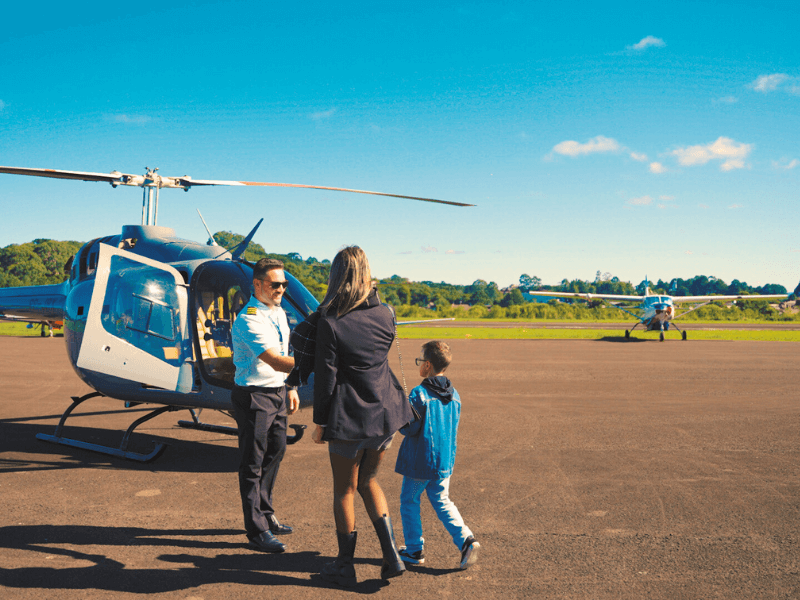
[397,326,800,342]
[0,323,54,337]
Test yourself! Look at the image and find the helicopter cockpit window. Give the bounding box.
[100,255,184,366]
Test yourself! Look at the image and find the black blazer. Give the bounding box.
[313,291,413,441]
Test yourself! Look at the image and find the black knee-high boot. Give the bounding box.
[372,514,405,579]
[320,530,357,587]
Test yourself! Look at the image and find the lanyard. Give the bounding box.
[266,312,285,356]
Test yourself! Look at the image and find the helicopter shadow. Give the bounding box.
[0,416,240,474]
[0,523,388,594]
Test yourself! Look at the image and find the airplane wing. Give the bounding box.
[528,291,645,302]
[671,294,788,303]
[0,281,69,323]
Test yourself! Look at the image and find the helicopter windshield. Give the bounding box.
[284,272,319,316]
[100,256,184,366]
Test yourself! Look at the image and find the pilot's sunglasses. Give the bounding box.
[269,281,290,290]
[415,358,428,366]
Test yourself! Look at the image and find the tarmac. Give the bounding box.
[0,335,798,599]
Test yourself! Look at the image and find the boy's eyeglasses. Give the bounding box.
[415,358,428,366]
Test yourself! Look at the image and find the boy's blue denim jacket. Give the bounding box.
[395,375,461,480]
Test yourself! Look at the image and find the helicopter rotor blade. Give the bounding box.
[177,178,475,207]
[0,166,129,185]
[0,166,475,206]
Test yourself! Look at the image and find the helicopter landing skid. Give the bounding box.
[177,409,307,444]
[177,409,239,436]
[36,392,172,462]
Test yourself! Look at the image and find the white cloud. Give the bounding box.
[649,162,667,174]
[672,136,752,171]
[685,250,693,255]
[310,108,337,120]
[551,135,620,157]
[773,158,799,170]
[630,151,648,162]
[727,203,743,209]
[399,250,412,255]
[421,245,438,253]
[751,73,789,92]
[660,195,675,201]
[109,114,151,124]
[629,36,665,51]
[627,195,653,206]
[698,203,709,209]
[0,100,5,111]
[445,249,465,254]
[715,96,738,104]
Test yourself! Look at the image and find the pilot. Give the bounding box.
[231,258,299,553]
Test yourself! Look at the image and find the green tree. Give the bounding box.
[519,274,542,291]
[0,239,83,287]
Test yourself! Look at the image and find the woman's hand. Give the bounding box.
[312,425,326,444]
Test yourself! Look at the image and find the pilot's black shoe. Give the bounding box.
[267,514,293,535]
[248,530,286,553]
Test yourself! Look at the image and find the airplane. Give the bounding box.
[0,165,473,462]
[530,282,787,341]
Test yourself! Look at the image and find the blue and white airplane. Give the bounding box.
[532,283,787,341]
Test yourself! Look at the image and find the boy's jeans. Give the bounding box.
[400,476,473,554]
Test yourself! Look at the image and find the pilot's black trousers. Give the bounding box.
[231,385,287,539]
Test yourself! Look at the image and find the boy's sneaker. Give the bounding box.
[459,536,480,570]
[398,546,425,565]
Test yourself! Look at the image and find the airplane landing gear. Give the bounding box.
[659,331,665,342]
[682,331,687,340]
[625,330,630,339]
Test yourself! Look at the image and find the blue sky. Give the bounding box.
[1,0,798,290]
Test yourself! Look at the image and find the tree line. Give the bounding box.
[2,236,798,322]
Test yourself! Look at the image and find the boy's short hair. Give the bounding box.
[253,258,284,280]
[422,340,451,373]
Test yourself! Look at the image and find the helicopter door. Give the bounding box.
[77,244,192,392]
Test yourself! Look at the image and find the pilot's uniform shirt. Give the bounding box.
[232,296,290,388]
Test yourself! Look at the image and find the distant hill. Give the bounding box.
[2,236,798,314]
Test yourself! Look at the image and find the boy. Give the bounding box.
[394,340,480,570]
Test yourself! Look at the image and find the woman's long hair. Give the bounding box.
[319,246,373,317]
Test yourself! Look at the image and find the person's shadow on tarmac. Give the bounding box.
[0,523,434,594]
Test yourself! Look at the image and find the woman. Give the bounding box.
[312,246,414,586]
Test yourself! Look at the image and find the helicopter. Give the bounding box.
[531,281,787,341]
[0,165,473,462]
